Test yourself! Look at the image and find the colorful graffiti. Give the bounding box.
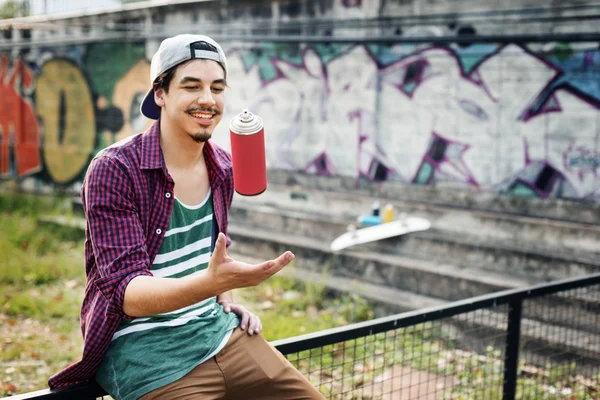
[212,42,600,200]
[413,133,479,187]
[35,59,96,184]
[1,40,599,201]
[0,44,151,187]
[0,55,40,178]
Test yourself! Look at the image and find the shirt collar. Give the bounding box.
[140,120,168,176]
[140,120,228,186]
[203,139,227,188]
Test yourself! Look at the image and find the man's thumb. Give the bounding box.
[214,232,226,256]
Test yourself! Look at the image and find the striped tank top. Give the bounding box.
[96,189,239,400]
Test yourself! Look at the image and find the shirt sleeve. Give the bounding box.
[225,166,234,248]
[83,156,153,320]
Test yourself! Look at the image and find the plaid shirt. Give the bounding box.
[48,121,234,388]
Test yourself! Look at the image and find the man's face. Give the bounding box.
[156,59,226,143]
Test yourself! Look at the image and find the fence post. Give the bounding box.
[502,299,523,400]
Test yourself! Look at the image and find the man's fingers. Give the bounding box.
[227,304,260,335]
[219,300,231,313]
[237,308,250,331]
[259,251,295,273]
[276,251,295,266]
[248,315,261,336]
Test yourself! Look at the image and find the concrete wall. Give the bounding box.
[0,0,598,205]
[27,0,122,16]
[1,38,598,203]
[5,0,596,44]
[219,40,600,201]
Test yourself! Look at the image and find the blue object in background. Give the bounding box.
[358,215,382,226]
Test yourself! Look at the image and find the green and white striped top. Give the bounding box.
[96,190,240,400]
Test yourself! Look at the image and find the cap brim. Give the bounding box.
[140,88,161,120]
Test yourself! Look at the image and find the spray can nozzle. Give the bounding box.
[239,109,254,123]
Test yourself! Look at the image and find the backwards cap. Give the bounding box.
[140,34,227,120]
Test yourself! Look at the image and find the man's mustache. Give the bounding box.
[186,107,221,114]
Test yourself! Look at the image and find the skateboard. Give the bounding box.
[330,216,431,252]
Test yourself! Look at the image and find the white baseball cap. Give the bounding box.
[140,34,228,120]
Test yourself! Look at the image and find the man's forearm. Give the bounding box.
[123,271,226,317]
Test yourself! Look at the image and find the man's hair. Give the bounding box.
[152,41,223,94]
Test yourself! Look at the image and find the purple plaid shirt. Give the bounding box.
[48,121,234,388]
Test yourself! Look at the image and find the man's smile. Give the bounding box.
[189,111,214,119]
[187,111,217,124]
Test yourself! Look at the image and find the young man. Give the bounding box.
[48,34,324,400]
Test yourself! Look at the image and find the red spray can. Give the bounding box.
[229,109,267,196]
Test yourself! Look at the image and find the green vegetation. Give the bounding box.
[237,272,374,341]
[0,193,85,395]
[1,192,597,399]
[0,192,375,396]
[0,0,29,19]
[289,323,598,399]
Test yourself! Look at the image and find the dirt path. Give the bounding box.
[352,365,457,399]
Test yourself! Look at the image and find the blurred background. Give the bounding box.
[0,0,599,398]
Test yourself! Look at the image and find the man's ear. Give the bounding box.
[154,89,166,107]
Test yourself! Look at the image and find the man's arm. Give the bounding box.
[84,156,155,320]
[86,157,293,319]
[123,274,223,317]
[124,233,293,317]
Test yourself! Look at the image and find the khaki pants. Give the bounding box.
[140,328,325,399]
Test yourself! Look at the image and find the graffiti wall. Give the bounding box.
[1,40,599,201]
[213,42,600,201]
[0,42,152,191]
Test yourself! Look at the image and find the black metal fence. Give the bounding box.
[6,273,599,400]
[274,273,599,399]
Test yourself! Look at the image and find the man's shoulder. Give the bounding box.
[93,133,144,165]
[85,134,145,182]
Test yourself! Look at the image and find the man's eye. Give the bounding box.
[212,87,224,93]
[185,86,198,90]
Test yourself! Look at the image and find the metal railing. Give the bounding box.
[5,273,599,399]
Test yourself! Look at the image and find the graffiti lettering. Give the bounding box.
[216,43,600,199]
[569,156,600,170]
[0,55,40,177]
[565,146,600,171]
[458,99,489,121]
[343,0,362,7]
[413,133,479,186]
[35,59,96,184]
[112,59,152,142]
[2,40,599,202]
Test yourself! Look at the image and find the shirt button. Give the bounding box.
[165,193,171,198]
[156,229,162,235]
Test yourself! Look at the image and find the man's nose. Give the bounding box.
[196,87,216,106]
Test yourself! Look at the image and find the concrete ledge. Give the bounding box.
[229,200,600,281]
[266,170,600,224]
[233,183,600,256]
[229,225,599,333]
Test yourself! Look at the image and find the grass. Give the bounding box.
[0,192,376,396]
[236,272,374,341]
[286,323,599,399]
[0,192,87,395]
[1,192,597,399]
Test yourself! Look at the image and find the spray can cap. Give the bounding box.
[230,109,264,135]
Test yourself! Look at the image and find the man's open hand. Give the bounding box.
[208,232,294,293]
